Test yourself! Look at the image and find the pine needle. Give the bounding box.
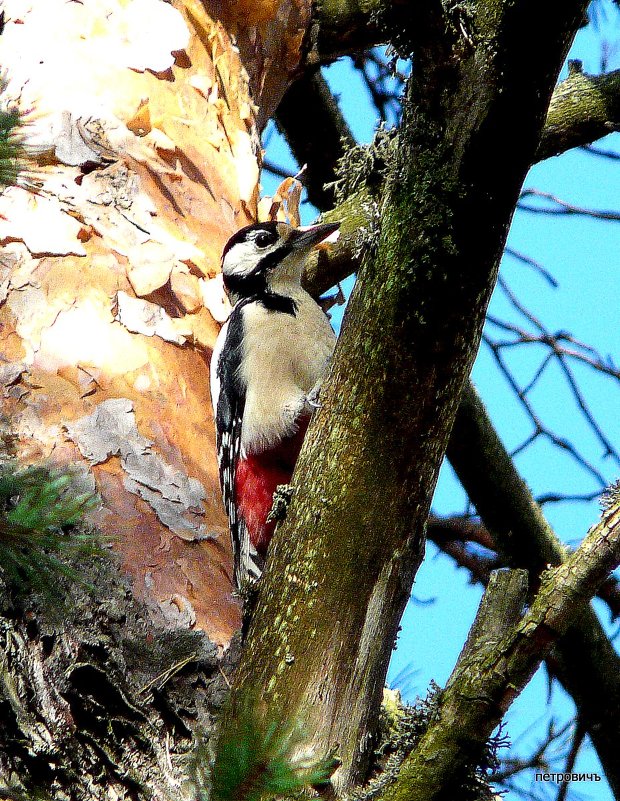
[0,462,101,602]
[192,698,339,801]
[0,76,35,190]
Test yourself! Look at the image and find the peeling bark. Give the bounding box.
[0,0,314,644]
[0,550,240,801]
[1,1,617,799]
[0,1,313,791]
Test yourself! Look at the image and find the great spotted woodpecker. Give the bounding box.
[210,221,339,588]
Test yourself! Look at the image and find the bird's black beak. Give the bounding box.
[289,222,340,251]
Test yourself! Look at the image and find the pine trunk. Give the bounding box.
[0,0,310,795]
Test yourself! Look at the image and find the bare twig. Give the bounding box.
[350,50,404,123]
[504,247,559,287]
[555,718,587,801]
[427,514,620,620]
[482,275,620,480]
[581,143,620,160]
[518,188,620,221]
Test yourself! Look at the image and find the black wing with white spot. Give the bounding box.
[210,305,263,588]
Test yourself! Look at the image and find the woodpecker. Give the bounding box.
[210,220,340,588]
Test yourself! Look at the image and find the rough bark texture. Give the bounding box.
[230,1,588,792]
[282,61,620,792]
[0,0,310,796]
[537,62,620,160]
[379,486,620,801]
[0,549,240,801]
[0,0,315,644]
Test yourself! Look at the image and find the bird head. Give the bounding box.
[221,221,340,303]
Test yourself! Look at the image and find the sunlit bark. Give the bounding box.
[0,0,314,644]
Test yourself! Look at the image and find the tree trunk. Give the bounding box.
[0,0,312,643]
[232,1,588,792]
[0,553,240,800]
[0,0,311,796]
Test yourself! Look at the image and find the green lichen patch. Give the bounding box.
[347,682,503,801]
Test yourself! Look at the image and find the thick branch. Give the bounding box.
[307,0,386,62]
[537,62,620,160]
[380,495,620,801]
[265,20,620,800]
[447,383,620,796]
[300,67,620,297]
[283,68,620,791]
[275,70,355,209]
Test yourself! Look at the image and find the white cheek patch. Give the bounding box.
[222,242,259,277]
[223,241,279,279]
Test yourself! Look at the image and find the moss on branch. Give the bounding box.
[232,0,589,794]
[538,61,620,160]
[447,383,620,796]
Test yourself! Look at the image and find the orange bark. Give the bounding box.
[0,0,312,645]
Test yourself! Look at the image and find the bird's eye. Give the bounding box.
[255,231,274,248]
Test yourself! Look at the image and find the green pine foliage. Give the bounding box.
[0,462,101,600]
[0,105,23,189]
[193,699,339,801]
[0,77,31,190]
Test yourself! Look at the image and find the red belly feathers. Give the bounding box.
[235,417,310,555]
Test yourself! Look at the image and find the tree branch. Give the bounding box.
[280,65,620,295]
[275,70,355,209]
[277,65,620,793]
[232,1,588,792]
[537,61,620,161]
[447,383,620,796]
[427,514,620,619]
[379,493,620,800]
[306,0,386,62]
[299,62,620,295]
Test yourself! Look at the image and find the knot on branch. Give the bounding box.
[266,483,295,524]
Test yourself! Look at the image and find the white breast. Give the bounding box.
[239,288,336,454]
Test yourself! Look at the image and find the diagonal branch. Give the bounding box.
[277,58,620,796]
[447,383,620,796]
[378,493,620,801]
[536,61,620,161]
[427,514,620,619]
[274,69,355,210]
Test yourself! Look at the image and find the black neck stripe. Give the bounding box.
[260,293,298,315]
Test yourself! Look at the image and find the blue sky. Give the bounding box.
[262,5,620,796]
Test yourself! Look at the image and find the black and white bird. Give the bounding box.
[209,220,340,588]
